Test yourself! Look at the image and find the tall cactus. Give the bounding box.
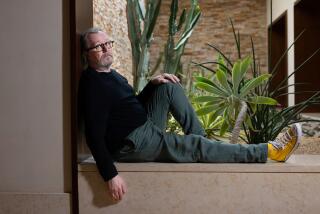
[127,0,201,92]
[127,0,162,92]
[164,0,201,75]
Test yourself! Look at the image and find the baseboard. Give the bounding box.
[0,192,71,214]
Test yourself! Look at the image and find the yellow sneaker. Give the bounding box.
[268,123,302,162]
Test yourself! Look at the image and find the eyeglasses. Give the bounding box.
[86,41,114,52]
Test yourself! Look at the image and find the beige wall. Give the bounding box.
[0,0,71,195]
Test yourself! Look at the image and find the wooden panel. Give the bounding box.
[294,0,320,112]
[269,12,288,107]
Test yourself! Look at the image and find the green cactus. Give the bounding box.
[164,0,201,75]
[127,0,162,92]
[127,0,201,92]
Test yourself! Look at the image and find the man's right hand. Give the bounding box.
[106,174,127,201]
[150,73,180,85]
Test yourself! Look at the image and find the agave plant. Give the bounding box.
[245,30,320,144]
[193,55,277,140]
[193,101,226,139]
[165,83,225,139]
[194,19,320,144]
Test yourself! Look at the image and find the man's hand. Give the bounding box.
[107,175,127,201]
[150,73,180,85]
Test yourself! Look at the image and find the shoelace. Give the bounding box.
[270,130,293,150]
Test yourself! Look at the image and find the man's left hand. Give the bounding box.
[150,73,180,85]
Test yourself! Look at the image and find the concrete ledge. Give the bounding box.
[78,155,320,214]
[79,154,320,173]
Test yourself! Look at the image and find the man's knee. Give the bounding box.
[159,82,177,88]
[157,82,181,92]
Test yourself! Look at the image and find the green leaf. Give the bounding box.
[210,105,227,120]
[204,101,219,106]
[216,69,232,93]
[219,119,229,136]
[245,114,255,131]
[208,113,221,127]
[137,0,146,20]
[194,76,228,95]
[240,74,270,97]
[177,9,186,31]
[193,96,221,103]
[169,0,178,35]
[174,28,194,50]
[230,18,241,59]
[249,102,257,114]
[127,0,143,73]
[196,105,218,116]
[194,76,215,86]
[195,82,227,97]
[247,96,278,105]
[217,55,227,73]
[146,0,162,41]
[232,56,252,94]
[174,11,201,50]
[231,61,241,92]
[206,43,233,68]
[208,115,223,129]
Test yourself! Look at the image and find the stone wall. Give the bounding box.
[92,0,267,85]
[301,114,320,137]
[93,0,134,84]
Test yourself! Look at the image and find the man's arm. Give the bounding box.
[85,116,127,201]
[85,115,118,181]
[79,75,127,201]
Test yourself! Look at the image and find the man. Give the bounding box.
[78,28,302,202]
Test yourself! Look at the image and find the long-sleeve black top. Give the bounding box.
[78,67,155,181]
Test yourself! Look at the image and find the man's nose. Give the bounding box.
[101,44,108,52]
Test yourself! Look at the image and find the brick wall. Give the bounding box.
[150,0,268,80]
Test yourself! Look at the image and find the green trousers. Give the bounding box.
[114,83,268,163]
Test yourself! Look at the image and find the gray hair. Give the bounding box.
[80,27,104,69]
[80,27,104,52]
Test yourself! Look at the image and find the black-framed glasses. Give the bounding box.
[86,41,114,52]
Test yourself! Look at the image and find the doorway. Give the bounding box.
[268,12,288,107]
[294,0,320,113]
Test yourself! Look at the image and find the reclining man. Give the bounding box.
[78,28,302,202]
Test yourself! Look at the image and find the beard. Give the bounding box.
[97,54,113,69]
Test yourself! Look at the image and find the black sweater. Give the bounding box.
[78,67,155,181]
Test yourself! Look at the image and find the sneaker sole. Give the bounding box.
[284,123,302,161]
